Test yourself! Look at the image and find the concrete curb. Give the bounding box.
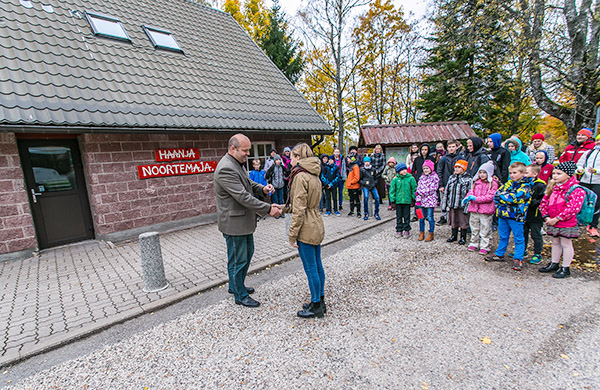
[0,214,394,368]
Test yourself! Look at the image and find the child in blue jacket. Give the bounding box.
[321,157,341,215]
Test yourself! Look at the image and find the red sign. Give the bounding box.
[154,148,200,162]
[138,161,217,179]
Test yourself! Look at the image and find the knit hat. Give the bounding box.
[478,161,495,183]
[578,128,593,138]
[531,133,545,141]
[395,162,407,172]
[555,161,577,177]
[283,147,291,153]
[387,156,396,164]
[363,156,371,163]
[423,160,435,172]
[454,160,468,171]
[274,154,281,161]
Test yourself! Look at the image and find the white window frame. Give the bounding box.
[247,142,275,170]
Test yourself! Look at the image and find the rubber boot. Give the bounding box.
[539,262,560,273]
[552,267,571,279]
[447,228,458,242]
[458,229,467,245]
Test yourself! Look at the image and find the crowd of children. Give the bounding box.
[250,130,599,279]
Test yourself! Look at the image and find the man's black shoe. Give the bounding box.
[235,296,260,307]
[228,287,255,294]
[436,217,447,226]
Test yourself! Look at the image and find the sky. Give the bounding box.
[275,0,432,22]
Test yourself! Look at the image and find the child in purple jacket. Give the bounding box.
[463,162,499,255]
[416,160,439,241]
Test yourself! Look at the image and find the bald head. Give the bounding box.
[228,134,251,163]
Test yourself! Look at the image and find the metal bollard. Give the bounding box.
[139,232,169,293]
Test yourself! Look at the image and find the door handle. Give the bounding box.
[31,188,42,203]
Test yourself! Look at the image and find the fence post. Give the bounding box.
[139,232,169,293]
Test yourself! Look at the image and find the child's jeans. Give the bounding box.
[469,212,493,250]
[348,189,361,213]
[524,221,543,255]
[362,187,380,216]
[418,207,435,233]
[495,217,525,260]
[272,187,284,205]
[396,203,411,232]
[324,187,338,212]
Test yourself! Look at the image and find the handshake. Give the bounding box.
[461,195,475,206]
[269,204,283,217]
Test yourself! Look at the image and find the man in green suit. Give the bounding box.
[214,134,282,307]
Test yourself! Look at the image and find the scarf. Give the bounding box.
[286,164,308,207]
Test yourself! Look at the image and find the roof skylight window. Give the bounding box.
[143,26,183,53]
[85,12,131,42]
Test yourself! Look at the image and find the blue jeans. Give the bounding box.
[419,207,435,233]
[495,218,525,260]
[362,187,380,216]
[337,180,345,208]
[223,234,254,301]
[271,187,284,205]
[297,241,325,303]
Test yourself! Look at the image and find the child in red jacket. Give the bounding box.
[538,161,586,278]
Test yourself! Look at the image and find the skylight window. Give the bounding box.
[85,12,130,42]
[143,26,183,53]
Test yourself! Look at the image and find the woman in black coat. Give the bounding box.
[412,143,436,183]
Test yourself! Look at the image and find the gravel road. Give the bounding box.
[5,224,600,389]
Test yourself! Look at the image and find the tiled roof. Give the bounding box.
[0,0,331,134]
[360,121,477,146]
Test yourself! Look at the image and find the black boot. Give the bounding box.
[303,296,327,313]
[458,229,467,245]
[297,301,324,318]
[447,228,458,242]
[538,262,560,273]
[552,267,571,279]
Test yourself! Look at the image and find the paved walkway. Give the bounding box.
[0,207,395,367]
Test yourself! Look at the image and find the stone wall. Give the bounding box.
[0,133,37,255]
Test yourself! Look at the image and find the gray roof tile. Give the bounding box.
[0,0,330,133]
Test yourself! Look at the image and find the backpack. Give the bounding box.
[565,185,598,225]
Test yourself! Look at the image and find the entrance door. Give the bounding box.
[18,139,94,249]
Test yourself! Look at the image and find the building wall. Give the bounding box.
[0,133,37,255]
[81,133,311,237]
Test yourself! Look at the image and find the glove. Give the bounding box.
[461,195,475,206]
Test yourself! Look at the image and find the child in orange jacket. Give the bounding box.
[345,156,361,217]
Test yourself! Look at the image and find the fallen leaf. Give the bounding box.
[560,354,570,360]
[480,337,492,344]
[504,365,510,370]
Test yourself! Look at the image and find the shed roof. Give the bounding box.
[0,0,331,134]
[360,121,477,146]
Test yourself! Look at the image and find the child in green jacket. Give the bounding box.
[389,163,417,237]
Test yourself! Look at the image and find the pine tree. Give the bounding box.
[259,0,303,85]
[418,0,515,134]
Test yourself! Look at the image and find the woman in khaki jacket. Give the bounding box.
[285,143,326,318]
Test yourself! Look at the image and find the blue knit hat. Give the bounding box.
[363,156,371,163]
[395,162,407,172]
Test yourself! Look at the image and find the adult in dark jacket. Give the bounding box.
[486,133,511,183]
[436,140,464,225]
[559,128,595,163]
[214,134,282,307]
[371,144,386,203]
[412,143,436,183]
[465,136,490,178]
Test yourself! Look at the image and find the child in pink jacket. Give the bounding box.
[462,162,498,254]
[538,161,586,278]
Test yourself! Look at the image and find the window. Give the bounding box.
[143,26,183,53]
[85,12,130,42]
[247,142,275,170]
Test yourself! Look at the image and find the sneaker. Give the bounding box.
[589,226,599,237]
[410,216,418,222]
[485,254,505,262]
[513,259,522,271]
[403,231,410,238]
[375,214,381,220]
[357,212,362,218]
[324,211,331,216]
[347,211,354,216]
[468,245,477,251]
[436,217,447,226]
[396,231,403,237]
[479,249,489,255]
[364,215,369,221]
[334,211,341,216]
[530,254,542,264]
[339,205,343,210]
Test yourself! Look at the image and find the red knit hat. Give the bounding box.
[578,128,593,138]
[531,133,545,141]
